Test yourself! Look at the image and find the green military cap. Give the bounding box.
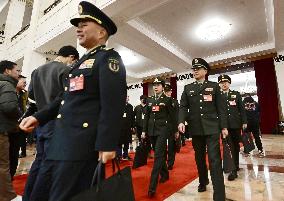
[164,84,172,92]
[192,58,210,70]
[153,77,165,86]
[218,74,231,84]
[70,1,117,36]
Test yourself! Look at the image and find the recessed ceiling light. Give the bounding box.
[196,18,232,41]
[119,50,139,66]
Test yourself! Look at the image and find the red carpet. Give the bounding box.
[13,141,198,201]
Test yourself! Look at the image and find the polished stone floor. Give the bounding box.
[165,135,284,201]
[15,135,284,201]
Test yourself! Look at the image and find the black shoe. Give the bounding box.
[148,190,155,198]
[159,175,169,183]
[228,171,238,181]
[168,165,173,170]
[198,184,206,192]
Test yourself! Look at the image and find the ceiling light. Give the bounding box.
[196,18,232,41]
[119,50,139,66]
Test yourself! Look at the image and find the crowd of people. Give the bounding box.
[0,1,264,201]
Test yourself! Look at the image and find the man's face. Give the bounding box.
[17,78,27,90]
[76,20,107,49]
[165,90,172,97]
[219,81,230,91]
[193,67,207,80]
[5,65,20,80]
[153,83,163,94]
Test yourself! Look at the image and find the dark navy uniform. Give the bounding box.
[179,58,227,201]
[143,78,177,195]
[218,74,247,172]
[28,2,127,201]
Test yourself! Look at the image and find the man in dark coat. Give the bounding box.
[134,95,147,141]
[142,78,178,197]
[164,84,179,170]
[0,60,20,201]
[118,96,135,160]
[218,74,247,180]
[178,58,228,201]
[20,2,127,201]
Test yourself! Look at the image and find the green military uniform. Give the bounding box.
[179,58,227,201]
[143,79,177,194]
[219,75,247,171]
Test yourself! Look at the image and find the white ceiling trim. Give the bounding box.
[127,67,172,79]
[127,18,192,65]
[264,0,275,43]
[206,42,275,63]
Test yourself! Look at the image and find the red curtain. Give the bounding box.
[142,82,148,96]
[254,58,279,134]
[170,76,177,99]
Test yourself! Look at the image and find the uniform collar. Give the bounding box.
[85,44,106,55]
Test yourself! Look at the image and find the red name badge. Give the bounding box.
[69,76,84,92]
[229,100,236,106]
[203,95,212,102]
[152,106,160,112]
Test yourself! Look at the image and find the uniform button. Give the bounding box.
[57,114,62,119]
[64,87,68,91]
[200,100,202,102]
[80,74,83,77]
[200,94,202,96]
[83,123,88,128]
[201,114,203,116]
[200,107,202,109]
[61,100,65,105]
[227,109,230,110]
[69,74,72,77]
[229,114,231,116]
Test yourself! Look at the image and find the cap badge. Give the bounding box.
[78,5,83,15]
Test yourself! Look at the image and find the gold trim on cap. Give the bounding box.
[79,15,102,24]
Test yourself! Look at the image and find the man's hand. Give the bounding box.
[222,128,228,138]
[178,123,185,133]
[99,151,116,164]
[19,116,39,133]
[141,132,146,139]
[242,124,247,130]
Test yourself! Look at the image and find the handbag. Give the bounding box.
[71,159,135,201]
[242,130,255,153]
[222,138,236,173]
[132,140,148,169]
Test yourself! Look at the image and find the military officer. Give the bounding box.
[19,1,127,201]
[178,58,228,201]
[218,74,247,180]
[142,78,178,197]
[164,84,179,170]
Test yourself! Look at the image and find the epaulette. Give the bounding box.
[90,47,114,55]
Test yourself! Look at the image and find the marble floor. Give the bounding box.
[15,135,284,201]
[165,135,284,201]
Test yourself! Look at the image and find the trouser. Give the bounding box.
[247,125,263,151]
[149,134,168,192]
[23,121,54,201]
[192,134,225,201]
[167,133,176,167]
[227,129,241,170]
[0,133,17,201]
[28,156,99,201]
[19,131,27,155]
[8,132,20,179]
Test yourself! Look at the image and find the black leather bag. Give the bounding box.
[222,138,236,173]
[71,159,135,201]
[132,141,148,169]
[242,131,255,153]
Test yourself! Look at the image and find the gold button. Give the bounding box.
[200,100,202,102]
[64,87,68,91]
[83,123,88,128]
[69,74,72,77]
[61,100,64,105]
[57,114,62,119]
[200,107,202,109]
[80,74,83,77]
[200,94,202,96]
[201,114,203,116]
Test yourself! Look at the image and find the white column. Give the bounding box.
[4,0,26,40]
[274,51,284,120]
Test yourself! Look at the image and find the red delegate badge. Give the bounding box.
[69,76,84,92]
[203,95,212,102]
[152,106,160,112]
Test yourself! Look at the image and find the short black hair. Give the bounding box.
[0,60,17,74]
[58,46,79,60]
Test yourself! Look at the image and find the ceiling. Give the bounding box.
[32,0,284,83]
